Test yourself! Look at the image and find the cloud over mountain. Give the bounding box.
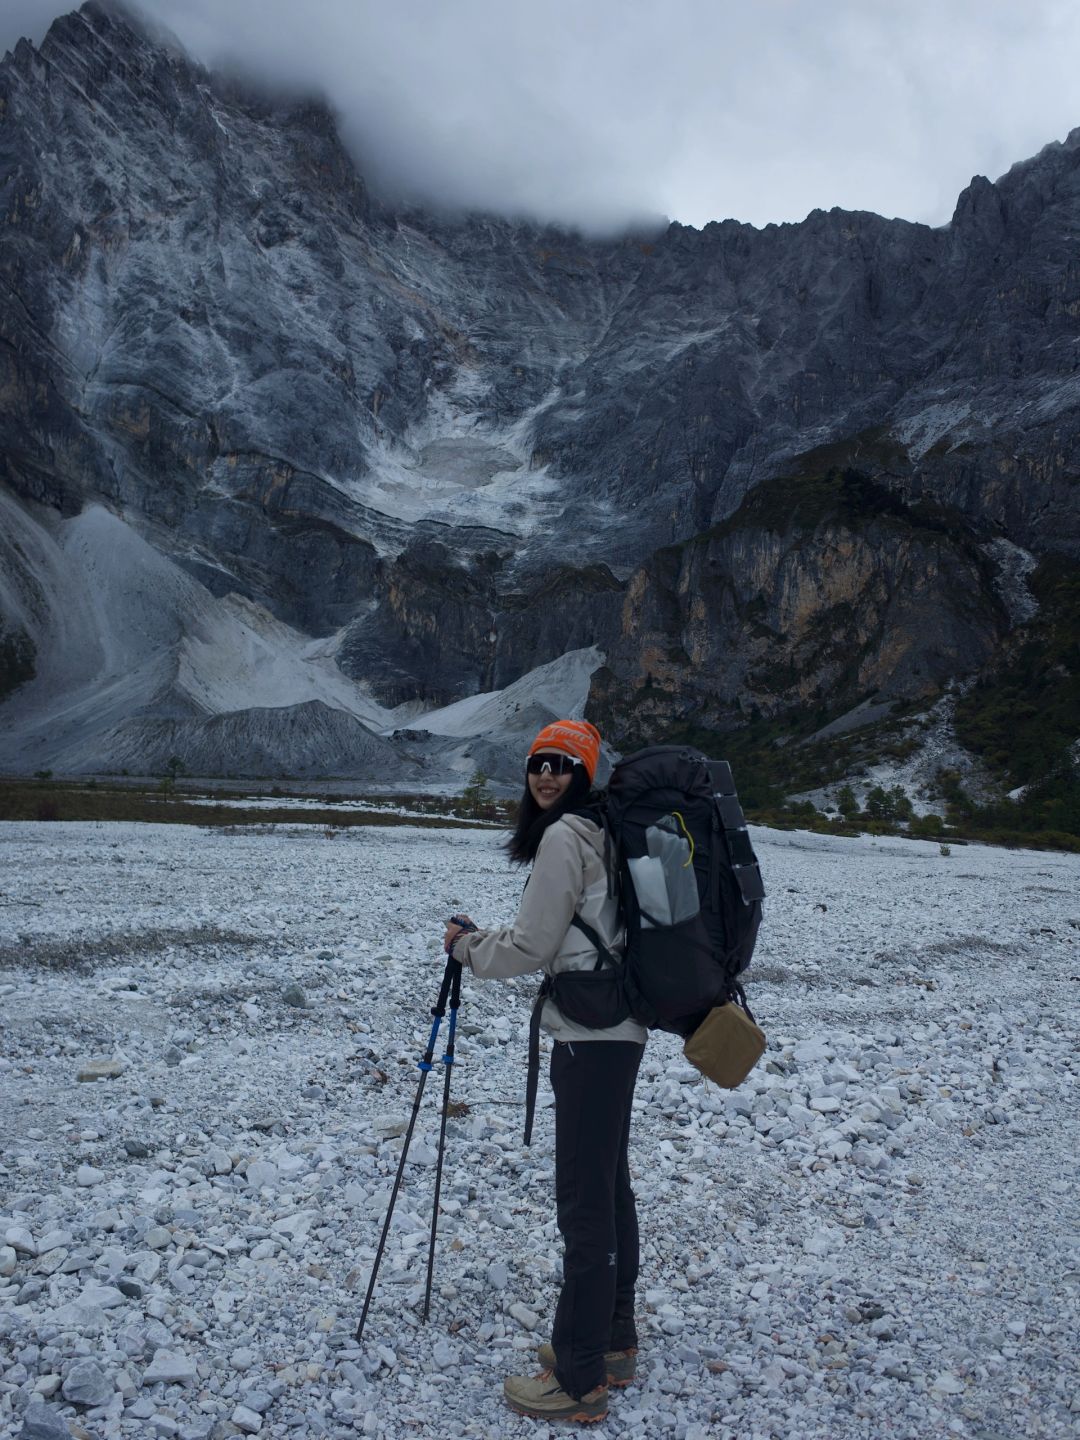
[6,0,1080,232]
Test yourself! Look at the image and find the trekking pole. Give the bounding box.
[423,954,462,1321]
[355,952,459,1343]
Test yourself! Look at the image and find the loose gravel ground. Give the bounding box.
[1,820,1078,1440]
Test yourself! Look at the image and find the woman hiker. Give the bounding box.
[443,719,647,1425]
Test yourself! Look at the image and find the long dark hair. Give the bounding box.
[505,765,596,865]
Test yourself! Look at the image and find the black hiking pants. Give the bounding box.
[549,1038,644,1399]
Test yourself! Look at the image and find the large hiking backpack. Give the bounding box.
[523,746,765,1142]
[600,745,765,1034]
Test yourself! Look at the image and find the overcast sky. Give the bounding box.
[5,0,1080,232]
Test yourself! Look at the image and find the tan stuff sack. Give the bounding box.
[683,1003,766,1088]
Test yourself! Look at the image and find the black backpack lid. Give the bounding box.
[607,746,714,810]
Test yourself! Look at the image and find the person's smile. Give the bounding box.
[528,752,574,809]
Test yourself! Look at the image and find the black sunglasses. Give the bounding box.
[526,753,580,777]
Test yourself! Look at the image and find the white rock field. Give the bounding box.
[1,820,1078,1439]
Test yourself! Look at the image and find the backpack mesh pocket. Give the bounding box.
[628,813,700,927]
[629,915,723,1035]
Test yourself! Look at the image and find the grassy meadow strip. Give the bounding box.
[0,780,502,830]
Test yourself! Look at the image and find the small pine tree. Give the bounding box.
[836,784,859,818]
[865,785,891,820]
[158,754,186,803]
[889,785,914,820]
[460,769,494,818]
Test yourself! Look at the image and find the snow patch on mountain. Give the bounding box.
[981,538,1038,626]
[794,687,1000,818]
[0,495,394,773]
[893,399,973,460]
[0,490,608,780]
[351,366,568,542]
[377,647,609,792]
[1022,373,1080,424]
[405,646,602,738]
[173,598,390,723]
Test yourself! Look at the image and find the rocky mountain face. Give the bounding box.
[1,1,1077,780]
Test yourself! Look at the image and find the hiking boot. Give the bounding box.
[503,1371,608,1423]
[536,1341,637,1387]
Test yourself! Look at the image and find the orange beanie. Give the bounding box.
[528,719,602,781]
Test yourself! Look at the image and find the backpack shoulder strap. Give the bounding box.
[565,797,620,900]
[568,914,618,970]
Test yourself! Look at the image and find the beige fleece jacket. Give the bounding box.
[455,813,647,1044]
